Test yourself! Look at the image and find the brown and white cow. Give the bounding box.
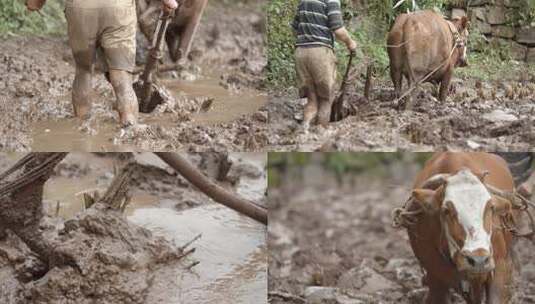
[387,10,470,104]
[406,152,516,303]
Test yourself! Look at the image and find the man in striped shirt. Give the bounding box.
[292,0,357,130]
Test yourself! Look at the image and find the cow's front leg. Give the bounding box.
[426,276,451,304]
[486,258,513,304]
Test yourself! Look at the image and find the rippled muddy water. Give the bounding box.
[30,75,266,152]
[34,153,267,303]
[130,205,267,304]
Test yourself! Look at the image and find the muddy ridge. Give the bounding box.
[268,66,535,151]
[0,154,194,304]
[0,152,267,304]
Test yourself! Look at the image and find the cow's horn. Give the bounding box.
[421,174,450,190]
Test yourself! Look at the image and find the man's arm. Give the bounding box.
[334,27,357,52]
[327,0,357,52]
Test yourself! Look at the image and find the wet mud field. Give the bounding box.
[268,161,535,303]
[0,152,267,303]
[1,0,267,152]
[268,64,535,152]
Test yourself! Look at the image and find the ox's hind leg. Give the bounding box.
[303,89,319,131]
[439,67,453,102]
[426,276,451,304]
[390,66,403,99]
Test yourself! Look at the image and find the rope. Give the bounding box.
[392,181,535,242]
[385,40,411,48]
[392,196,423,228]
[391,20,465,107]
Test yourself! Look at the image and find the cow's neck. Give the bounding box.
[446,21,462,62]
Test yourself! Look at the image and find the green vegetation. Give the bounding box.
[266,0,299,90]
[266,0,461,89]
[268,152,432,187]
[0,0,66,37]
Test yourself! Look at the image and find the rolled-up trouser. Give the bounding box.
[295,46,336,101]
[65,0,137,73]
[295,46,337,124]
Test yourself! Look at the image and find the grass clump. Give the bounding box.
[0,0,66,37]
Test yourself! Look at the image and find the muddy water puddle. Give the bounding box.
[32,118,135,152]
[30,75,266,151]
[34,153,266,303]
[130,205,267,304]
[164,77,267,124]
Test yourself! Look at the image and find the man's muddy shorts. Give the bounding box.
[65,0,136,72]
[295,46,337,102]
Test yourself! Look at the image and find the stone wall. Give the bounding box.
[449,1,535,62]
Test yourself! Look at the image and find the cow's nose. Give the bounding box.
[464,254,490,268]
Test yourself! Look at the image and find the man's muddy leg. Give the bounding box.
[317,99,333,127]
[109,69,139,127]
[302,89,318,132]
[0,226,6,240]
[72,64,93,119]
[315,48,336,127]
[316,82,334,127]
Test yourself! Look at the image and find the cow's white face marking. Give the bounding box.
[444,169,491,253]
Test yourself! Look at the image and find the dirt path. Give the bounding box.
[268,65,535,151]
[1,1,267,152]
[268,161,535,303]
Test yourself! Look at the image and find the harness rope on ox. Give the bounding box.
[392,19,465,107]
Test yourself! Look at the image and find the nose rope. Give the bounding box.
[393,183,535,242]
[392,196,423,228]
[484,184,535,240]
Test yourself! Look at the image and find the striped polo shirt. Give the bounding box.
[291,0,344,49]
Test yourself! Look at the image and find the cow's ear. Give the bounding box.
[412,189,439,213]
[491,196,512,216]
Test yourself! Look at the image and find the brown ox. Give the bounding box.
[387,10,470,104]
[407,152,516,303]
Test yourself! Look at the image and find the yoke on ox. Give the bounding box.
[392,153,535,303]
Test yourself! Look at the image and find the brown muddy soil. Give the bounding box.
[268,161,535,303]
[268,66,535,152]
[0,0,267,152]
[0,152,267,303]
